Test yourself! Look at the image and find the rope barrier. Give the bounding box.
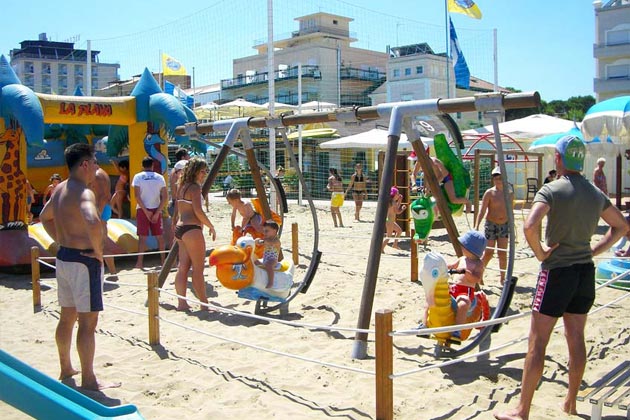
[158,316,375,375]
[157,288,375,335]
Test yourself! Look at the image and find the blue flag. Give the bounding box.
[164,80,194,108]
[449,17,471,89]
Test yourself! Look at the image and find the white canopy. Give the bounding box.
[319,128,433,150]
[462,114,578,140]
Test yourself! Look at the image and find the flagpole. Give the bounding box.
[159,50,163,90]
[444,0,450,98]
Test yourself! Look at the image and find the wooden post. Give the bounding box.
[291,222,299,266]
[31,247,41,312]
[410,230,418,282]
[375,309,393,420]
[147,272,160,345]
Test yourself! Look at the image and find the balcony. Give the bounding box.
[221,65,321,90]
[340,67,385,81]
[594,41,630,59]
[594,76,630,94]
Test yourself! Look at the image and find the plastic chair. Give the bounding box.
[526,178,539,202]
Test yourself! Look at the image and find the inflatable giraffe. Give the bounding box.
[0,127,27,227]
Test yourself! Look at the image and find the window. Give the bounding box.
[74,65,83,77]
[24,62,34,73]
[393,69,400,77]
[456,112,462,120]
[607,29,630,45]
[416,66,424,75]
[478,112,483,121]
[333,19,338,25]
[58,64,67,76]
[42,63,51,74]
[608,63,630,79]
[404,68,411,76]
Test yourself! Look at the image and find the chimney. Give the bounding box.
[38,33,48,41]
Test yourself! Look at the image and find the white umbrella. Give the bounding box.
[319,128,433,150]
[301,100,337,112]
[462,114,578,140]
[581,96,630,143]
[216,98,265,117]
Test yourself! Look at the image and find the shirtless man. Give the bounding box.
[90,167,117,277]
[475,166,513,285]
[39,143,120,390]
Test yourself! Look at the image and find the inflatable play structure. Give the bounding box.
[209,235,294,304]
[0,54,197,270]
[0,349,144,419]
[420,252,490,346]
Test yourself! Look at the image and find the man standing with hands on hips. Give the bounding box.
[494,135,628,420]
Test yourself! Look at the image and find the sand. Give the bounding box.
[1,194,629,419]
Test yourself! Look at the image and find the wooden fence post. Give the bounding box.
[292,222,299,266]
[31,247,41,312]
[375,309,393,420]
[147,271,160,345]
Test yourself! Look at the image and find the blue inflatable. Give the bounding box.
[596,258,630,290]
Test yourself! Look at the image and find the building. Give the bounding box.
[9,33,119,95]
[220,12,388,106]
[96,73,191,98]
[372,43,509,128]
[593,0,630,101]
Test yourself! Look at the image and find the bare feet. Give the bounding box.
[561,401,577,416]
[493,409,525,420]
[59,368,79,380]
[81,380,122,391]
[176,303,191,312]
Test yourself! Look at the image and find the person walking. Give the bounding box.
[494,135,628,420]
[39,143,120,390]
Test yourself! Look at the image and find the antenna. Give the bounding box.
[63,34,81,43]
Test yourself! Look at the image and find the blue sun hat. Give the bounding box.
[458,231,487,259]
[556,135,586,172]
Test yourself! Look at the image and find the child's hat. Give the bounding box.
[390,186,399,197]
[458,230,487,259]
[408,151,417,161]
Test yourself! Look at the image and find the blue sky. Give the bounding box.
[0,0,596,102]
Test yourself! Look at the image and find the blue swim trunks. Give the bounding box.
[101,203,112,222]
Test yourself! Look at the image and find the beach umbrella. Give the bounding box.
[462,114,577,140]
[301,100,337,112]
[193,102,219,119]
[216,98,265,117]
[319,128,433,150]
[529,127,618,155]
[581,96,630,143]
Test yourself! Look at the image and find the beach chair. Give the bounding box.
[577,360,630,420]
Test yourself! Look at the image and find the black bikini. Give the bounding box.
[174,224,201,240]
[174,184,202,239]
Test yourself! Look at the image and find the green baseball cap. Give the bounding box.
[556,135,585,172]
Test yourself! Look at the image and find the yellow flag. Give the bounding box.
[448,0,482,19]
[162,53,187,76]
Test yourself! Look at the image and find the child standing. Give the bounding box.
[382,187,407,252]
[448,230,486,340]
[255,220,282,288]
[326,168,345,228]
[226,188,263,234]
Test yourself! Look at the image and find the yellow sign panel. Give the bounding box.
[38,94,137,125]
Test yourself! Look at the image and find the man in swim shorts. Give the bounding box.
[494,135,628,420]
[40,143,120,391]
[475,166,513,285]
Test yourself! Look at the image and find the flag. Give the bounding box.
[164,80,194,108]
[449,17,471,89]
[448,0,482,19]
[162,53,187,76]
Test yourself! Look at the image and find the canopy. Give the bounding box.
[581,96,630,143]
[529,127,619,155]
[319,128,433,150]
[462,114,578,140]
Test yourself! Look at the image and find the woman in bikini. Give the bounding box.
[172,158,217,311]
[109,159,129,218]
[346,162,368,221]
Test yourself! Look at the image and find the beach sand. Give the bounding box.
[1,194,629,419]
